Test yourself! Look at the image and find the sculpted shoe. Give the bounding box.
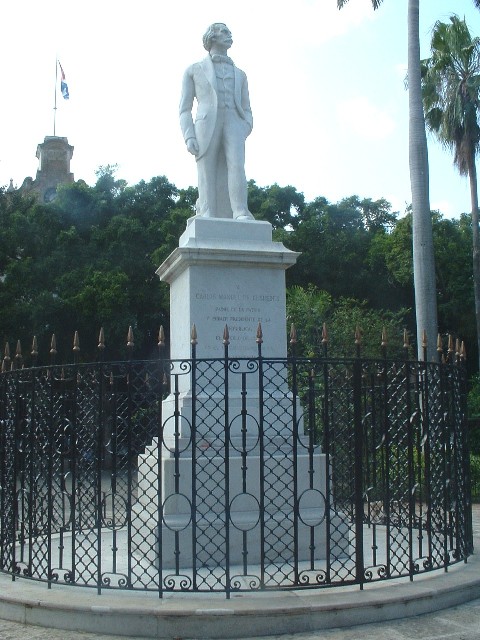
[234,211,255,220]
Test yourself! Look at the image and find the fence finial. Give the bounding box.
[381,327,387,348]
[50,334,57,355]
[31,335,38,358]
[290,323,297,345]
[354,326,362,346]
[422,330,428,349]
[191,324,198,345]
[256,323,263,344]
[448,334,454,355]
[460,341,467,361]
[73,331,80,354]
[98,327,105,351]
[437,333,443,353]
[127,326,134,349]
[15,340,22,367]
[3,342,10,368]
[158,326,165,348]
[223,325,230,346]
[322,323,328,344]
[403,329,409,349]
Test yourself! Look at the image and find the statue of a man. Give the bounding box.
[179,23,254,220]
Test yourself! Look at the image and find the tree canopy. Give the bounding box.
[0,170,475,368]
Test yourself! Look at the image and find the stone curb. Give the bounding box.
[0,550,479,639]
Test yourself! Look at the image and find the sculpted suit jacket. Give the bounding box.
[179,55,253,160]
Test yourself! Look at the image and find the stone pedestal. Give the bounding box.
[132,218,339,571]
[134,440,334,569]
[157,217,298,362]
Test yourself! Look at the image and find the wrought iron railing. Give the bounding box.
[0,330,473,596]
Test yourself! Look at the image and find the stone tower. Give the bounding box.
[20,136,74,203]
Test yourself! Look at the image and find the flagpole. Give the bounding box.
[53,58,58,136]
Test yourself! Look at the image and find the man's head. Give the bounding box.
[203,23,232,52]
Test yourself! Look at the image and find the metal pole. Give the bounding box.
[53,58,58,136]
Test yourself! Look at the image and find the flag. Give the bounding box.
[58,61,69,100]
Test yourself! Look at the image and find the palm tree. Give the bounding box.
[421,15,480,367]
[337,0,438,359]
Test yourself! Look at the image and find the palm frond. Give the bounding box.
[421,15,480,177]
[337,0,383,9]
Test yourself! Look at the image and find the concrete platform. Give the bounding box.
[0,506,479,640]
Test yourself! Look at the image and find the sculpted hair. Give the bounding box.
[203,23,227,51]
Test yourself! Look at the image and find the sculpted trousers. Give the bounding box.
[196,107,249,218]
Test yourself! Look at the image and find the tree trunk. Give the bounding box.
[408,0,438,359]
[467,151,480,369]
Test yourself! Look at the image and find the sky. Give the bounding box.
[1,0,479,219]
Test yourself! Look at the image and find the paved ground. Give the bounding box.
[0,597,479,639]
[0,507,479,640]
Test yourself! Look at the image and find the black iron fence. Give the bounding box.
[0,331,473,596]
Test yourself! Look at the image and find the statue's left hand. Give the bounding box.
[186,138,199,156]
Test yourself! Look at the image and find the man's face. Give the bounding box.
[213,24,233,49]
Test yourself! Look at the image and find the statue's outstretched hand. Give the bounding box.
[186,138,199,156]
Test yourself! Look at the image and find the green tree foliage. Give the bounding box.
[0,169,194,362]
[287,285,409,359]
[0,172,476,370]
[379,211,475,366]
[421,15,480,369]
[247,180,305,230]
[284,195,404,310]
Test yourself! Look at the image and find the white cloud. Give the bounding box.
[431,200,452,216]
[337,96,396,141]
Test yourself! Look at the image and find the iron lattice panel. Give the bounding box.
[0,353,472,595]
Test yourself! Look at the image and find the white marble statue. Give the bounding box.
[179,23,254,220]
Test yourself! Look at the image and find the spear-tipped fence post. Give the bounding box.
[223,325,230,354]
[222,322,231,589]
[352,325,364,587]
[2,343,10,372]
[50,334,57,365]
[158,326,165,358]
[190,322,198,562]
[381,327,387,359]
[422,330,428,362]
[98,327,105,362]
[354,326,362,359]
[14,340,22,369]
[157,326,167,400]
[437,334,443,364]
[447,334,455,364]
[191,324,197,360]
[256,323,263,357]
[289,323,297,357]
[127,326,134,360]
[403,329,410,359]
[322,323,328,358]
[31,336,38,367]
[73,331,80,364]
